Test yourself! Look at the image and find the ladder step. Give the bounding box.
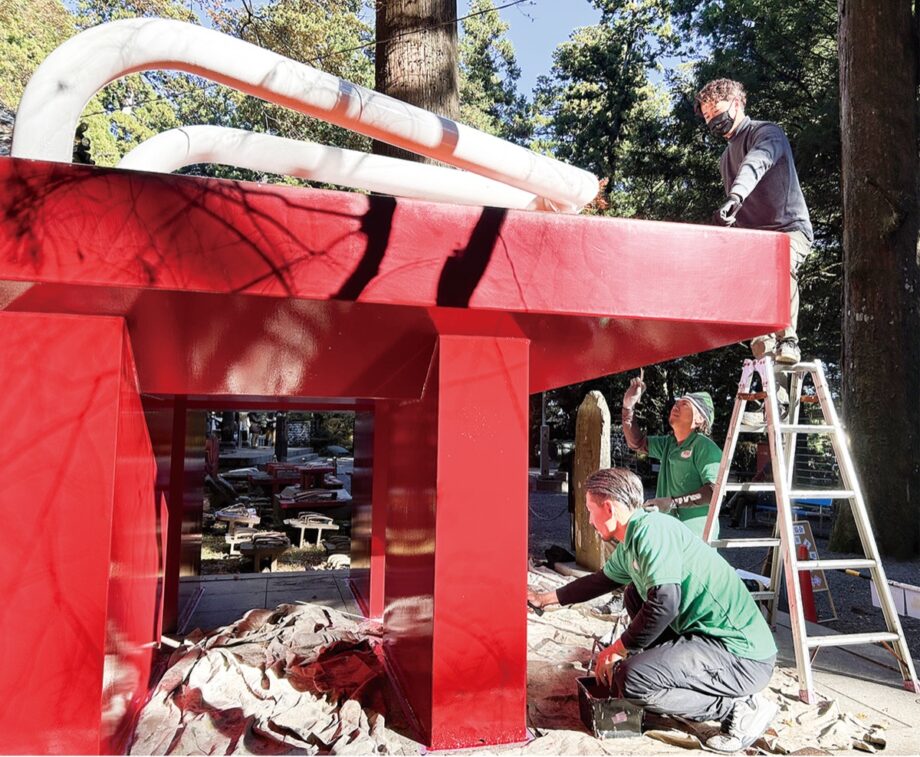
[713,538,781,549]
[805,632,900,649]
[711,358,920,705]
[725,483,775,492]
[724,484,854,498]
[797,559,876,572]
[777,361,819,372]
[778,424,837,433]
[788,489,854,499]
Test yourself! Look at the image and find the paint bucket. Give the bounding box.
[575,676,644,738]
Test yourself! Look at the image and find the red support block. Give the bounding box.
[381,335,530,749]
[142,396,206,632]
[350,409,386,618]
[0,312,160,754]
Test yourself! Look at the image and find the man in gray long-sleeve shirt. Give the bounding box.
[696,78,813,364]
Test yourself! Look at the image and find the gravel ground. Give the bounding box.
[527,476,920,666]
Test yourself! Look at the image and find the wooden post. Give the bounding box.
[573,391,611,570]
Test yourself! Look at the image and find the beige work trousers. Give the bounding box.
[751,229,812,358]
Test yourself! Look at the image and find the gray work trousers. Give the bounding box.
[751,229,812,357]
[612,585,775,722]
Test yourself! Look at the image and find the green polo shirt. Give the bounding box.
[648,431,722,539]
[602,510,776,661]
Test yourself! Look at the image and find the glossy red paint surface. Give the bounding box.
[0,158,789,394]
[350,410,385,618]
[103,334,161,753]
[430,336,529,747]
[0,312,157,754]
[141,399,182,634]
[0,156,790,751]
[378,336,529,748]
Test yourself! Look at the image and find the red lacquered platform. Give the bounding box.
[0,157,788,752]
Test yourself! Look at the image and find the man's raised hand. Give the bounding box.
[622,369,646,410]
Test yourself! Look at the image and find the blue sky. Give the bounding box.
[211,1,603,96]
[457,0,601,95]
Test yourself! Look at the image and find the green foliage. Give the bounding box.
[0,0,74,109]
[533,0,677,181]
[208,0,373,146]
[459,0,531,143]
[4,0,373,172]
[537,0,842,459]
[309,413,355,450]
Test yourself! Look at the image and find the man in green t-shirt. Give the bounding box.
[622,373,723,539]
[528,468,778,753]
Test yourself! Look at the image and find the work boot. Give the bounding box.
[774,339,801,365]
[705,694,779,753]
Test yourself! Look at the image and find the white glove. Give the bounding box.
[643,497,675,513]
[622,375,646,410]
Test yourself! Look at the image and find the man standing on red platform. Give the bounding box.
[696,78,813,365]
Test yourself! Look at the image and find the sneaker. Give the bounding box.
[705,694,779,753]
[774,339,800,365]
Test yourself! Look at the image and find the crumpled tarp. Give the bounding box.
[131,571,893,756]
[129,604,392,755]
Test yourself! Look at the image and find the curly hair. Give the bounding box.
[584,467,644,511]
[695,78,747,114]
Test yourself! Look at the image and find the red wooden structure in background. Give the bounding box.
[0,157,788,753]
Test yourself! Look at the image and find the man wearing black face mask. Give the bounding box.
[696,78,813,365]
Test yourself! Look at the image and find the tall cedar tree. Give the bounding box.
[831,0,920,557]
[374,0,459,161]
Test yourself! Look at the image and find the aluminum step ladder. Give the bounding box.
[701,357,919,703]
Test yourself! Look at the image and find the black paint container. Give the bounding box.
[576,676,644,739]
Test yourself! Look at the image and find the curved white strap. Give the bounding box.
[12,17,598,212]
[119,126,547,210]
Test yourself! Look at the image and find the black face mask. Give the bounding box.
[707,108,735,137]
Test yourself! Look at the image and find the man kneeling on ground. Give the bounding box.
[528,467,778,753]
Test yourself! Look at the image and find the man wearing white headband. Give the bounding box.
[622,373,723,539]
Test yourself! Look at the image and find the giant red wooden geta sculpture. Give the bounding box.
[0,157,788,753]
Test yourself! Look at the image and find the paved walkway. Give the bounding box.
[773,612,920,753]
[178,569,361,632]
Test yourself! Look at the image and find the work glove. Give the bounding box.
[643,497,675,513]
[714,194,742,226]
[622,374,646,410]
[526,588,546,616]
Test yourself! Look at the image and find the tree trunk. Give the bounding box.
[374,0,459,162]
[832,0,920,557]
